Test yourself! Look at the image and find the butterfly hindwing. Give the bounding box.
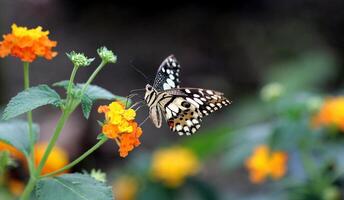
[161,88,231,135]
[153,55,181,91]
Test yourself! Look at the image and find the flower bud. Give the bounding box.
[66,51,94,67]
[97,46,117,64]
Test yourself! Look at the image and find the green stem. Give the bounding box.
[66,66,78,102]
[80,61,106,94]
[23,62,35,174]
[35,110,70,176]
[20,176,36,200]
[42,137,108,178]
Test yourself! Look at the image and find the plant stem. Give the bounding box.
[35,110,70,176]
[66,66,78,102]
[41,137,108,178]
[23,62,35,174]
[80,61,106,94]
[20,176,36,200]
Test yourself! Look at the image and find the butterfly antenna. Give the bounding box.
[129,61,150,83]
[140,115,150,127]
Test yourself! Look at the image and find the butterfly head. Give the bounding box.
[144,84,158,106]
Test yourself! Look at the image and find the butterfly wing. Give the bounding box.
[159,88,231,136]
[153,55,181,91]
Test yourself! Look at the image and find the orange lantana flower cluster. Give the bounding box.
[98,101,142,157]
[312,96,344,132]
[245,145,288,184]
[0,141,69,176]
[0,24,57,62]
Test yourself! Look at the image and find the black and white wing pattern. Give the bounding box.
[161,88,231,136]
[153,55,181,91]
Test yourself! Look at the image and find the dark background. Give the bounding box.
[1,0,344,197]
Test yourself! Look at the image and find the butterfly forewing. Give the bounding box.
[160,88,231,135]
[153,55,181,91]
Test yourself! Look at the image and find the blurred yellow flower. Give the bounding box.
[34,142,69,175]
[151,146,200,187]
[98,101,142,158]
[0,141,25,161]
[0,24,57,62]
[8,178,24,196]
[245,145,288,184]
[112,176,138,200]
[312,96,344,131]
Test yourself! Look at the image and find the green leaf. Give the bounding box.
[54,80,130,103]
[0,121,39,156]
[81,94,93,119]
[53,80,70,89]
[33,173,114,200]
[2,85,62,120]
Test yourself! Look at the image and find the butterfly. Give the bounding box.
[144,55,231,136]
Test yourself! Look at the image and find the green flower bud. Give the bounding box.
[66,51,94,67]
[97,46,117,64]
[90,169,107,183]
[260,82,284,102]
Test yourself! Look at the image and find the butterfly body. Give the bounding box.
[144,55,231,136]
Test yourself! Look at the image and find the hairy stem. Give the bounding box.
[23,62,35,175]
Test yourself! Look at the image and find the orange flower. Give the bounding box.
[118,122,142,157]
[98,101,142,158]
[8,178,24,196]
[245,145,288,184]
[0,24,57,62]
[0,141,25,161]
[34,142,69,175]
[312,97,344,131]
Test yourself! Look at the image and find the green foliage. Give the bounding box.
[2,85,62,120]
[81,94,93,119]
[265,52,337,92]
[54,80,130,118]
[181,126,232,160]
[0,121,39,156]
[32,173,114,200]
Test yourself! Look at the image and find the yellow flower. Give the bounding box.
[12,24,49,39]
[109,102,125,114]
[112,176,138,200]
[151,146,199,187]
[123,109,136,121]
[34,142,69,175]
[312,96,344,131]
[245,145,288,184]
[0,24,57,62]
[98,101,142,158]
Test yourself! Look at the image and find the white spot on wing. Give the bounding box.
[206,90,214,95]
[176,125,182,131]
[186,120,193,127]
[185,89,191,93]
[192,119,199,124]
[166,79,175,87]
[168,104,179,113]
[194,98,204,105]
[186,97,199,108]
[163,83,171,90]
